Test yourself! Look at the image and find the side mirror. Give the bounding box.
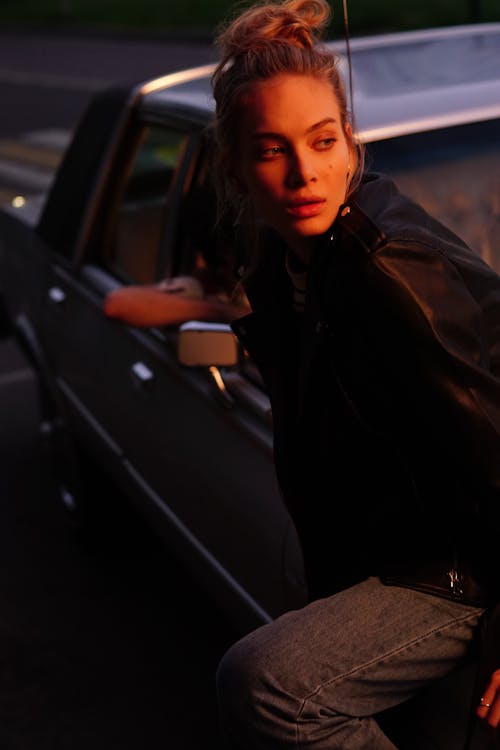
[177,321,239,367]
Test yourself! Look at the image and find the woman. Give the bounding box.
[211,0,500,747]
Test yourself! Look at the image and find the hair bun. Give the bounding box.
[216,0,331,58]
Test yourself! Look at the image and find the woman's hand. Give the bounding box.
[477,669,500,743]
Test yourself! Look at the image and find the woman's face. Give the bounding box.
[236,73,355,260]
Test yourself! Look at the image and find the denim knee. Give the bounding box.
[216,636,259,724]
[216,629,303,746]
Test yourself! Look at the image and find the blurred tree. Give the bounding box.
[59,0,73,16]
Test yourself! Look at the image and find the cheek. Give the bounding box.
[247,169,281,204]
[326,161,350,187]
[326,156,346,172]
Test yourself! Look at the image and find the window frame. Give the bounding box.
[79,112,204,287]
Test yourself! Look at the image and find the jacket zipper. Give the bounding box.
[448,562,464,597]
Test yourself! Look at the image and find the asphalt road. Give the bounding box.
[0,29,239,749]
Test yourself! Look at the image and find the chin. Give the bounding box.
[293,218,335,239]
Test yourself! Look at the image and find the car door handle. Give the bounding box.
[48,286,66,305]
[130,361,155,390]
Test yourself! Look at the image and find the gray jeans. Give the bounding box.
[216,577,485,749]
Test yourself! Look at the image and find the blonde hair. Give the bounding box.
[210,0,364,219]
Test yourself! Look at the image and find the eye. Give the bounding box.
[257,144,286,160]
[315,137,337,150]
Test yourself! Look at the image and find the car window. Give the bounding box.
[367,118,500,273]
[170,151,249,308]
[102,125,188,284]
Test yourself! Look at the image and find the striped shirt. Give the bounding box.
[285,251,308,314]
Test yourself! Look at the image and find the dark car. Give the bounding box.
[1,23,499,638]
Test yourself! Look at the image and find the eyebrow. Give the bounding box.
[252,118,338,140]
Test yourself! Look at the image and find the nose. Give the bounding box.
[286,148,317,188]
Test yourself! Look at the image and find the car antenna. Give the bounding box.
[341,0,356,131]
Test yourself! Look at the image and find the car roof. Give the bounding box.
[138,23,500,143]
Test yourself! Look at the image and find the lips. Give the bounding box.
[285,197,326,219]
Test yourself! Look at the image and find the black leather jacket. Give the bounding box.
[232,173,500,607]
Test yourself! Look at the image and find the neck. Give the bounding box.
[287,237,315,268]
[286,247,310,273]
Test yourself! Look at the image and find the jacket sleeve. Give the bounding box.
[365,237,500,502]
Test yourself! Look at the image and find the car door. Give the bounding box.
[41,117,307,631]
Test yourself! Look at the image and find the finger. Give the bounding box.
[477,671,500,720]
[485,700,500,729]
[477,693,495,718]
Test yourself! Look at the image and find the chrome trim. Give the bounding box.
[138,64,216,96]
[123,457,273,626]
[56,377,123,458]
[359,104,500,143]
[48,286,66,305]
[131,361,155,385]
